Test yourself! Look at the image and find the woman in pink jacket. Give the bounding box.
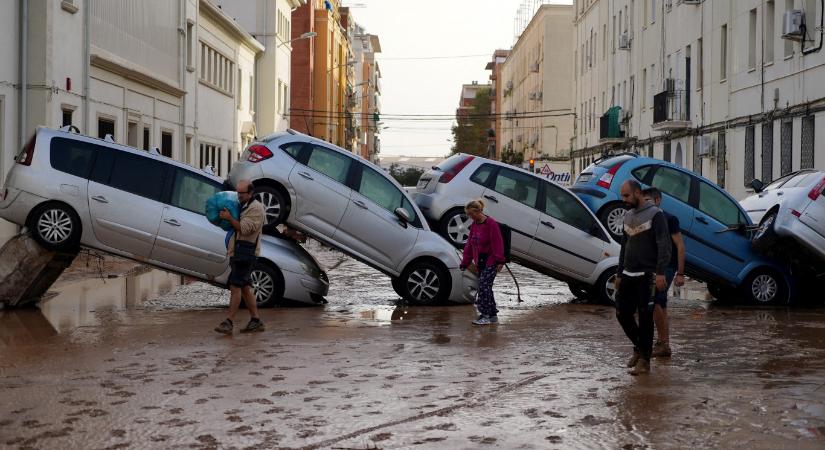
[460,199,505,325]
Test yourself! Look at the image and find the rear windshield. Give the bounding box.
[435,154,471,171]
[595,155,635,168]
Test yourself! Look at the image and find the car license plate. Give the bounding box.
[417,178,431,189]
[577,173,593,183]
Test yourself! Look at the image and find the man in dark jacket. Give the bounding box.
[614,180,672,375]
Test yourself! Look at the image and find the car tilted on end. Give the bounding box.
[413,154,621,303]
[226,130,477,305]
[0,126,329,307]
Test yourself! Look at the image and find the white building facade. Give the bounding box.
[573,0,825,200]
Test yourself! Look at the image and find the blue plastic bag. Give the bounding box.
[224,229,234,249]
[205,191,240,231]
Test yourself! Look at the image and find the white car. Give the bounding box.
[741,170,825,265]
[227,130,477,305]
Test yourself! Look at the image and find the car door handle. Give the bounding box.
[163,219,181,227]
[298,172,314,180]
[541,220,555,229]
[353,200,368,209]
[91,195,109,203]
[696,216,709,225]
[483,195,499,203]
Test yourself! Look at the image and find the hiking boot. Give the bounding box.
[472,316,492,325]
[626,349,641,368]
[240,318,265,333]
[214,319,233,335]
[628,358,650,376]
[652,341,672,358]
[488,315,499,324]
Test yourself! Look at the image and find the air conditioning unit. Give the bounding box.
[782,10,805,41]
[506,80,514,90]
[618,33,631,50]
[683,0,703,4]
[696,135,717,158]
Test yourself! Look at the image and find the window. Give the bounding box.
[199,143,221,174]
[143,127,150,151]
[199,41,235,95]
[279,143,304,160]
[492,168,540,209]
[766,1,775,63]
[631,165,654,182]
[650,166,691,203]
[802,115,815,169]
[762,121,774,183]
[720,24,728,80]
[161,131,173,158]
[748,9,757,70]
[697,38,703,89]
[127,122,138,147]
[642,68,647,109]
[237,68,243,110]
[357,166,406,214]
[108,152,169,201]
[745,125,755,185]
[543,182,594,232]
[306,146,351,184]
[186,21,194,70]
[602,24,607,60]
[785,0,795,57]
[651,0,655,23]
[249,75,254,112]
[470,164,495,186]
[805,0,818,51]
[781,119,793,176]
[717,131,727,189]
[698,182,743,226]
[50,138,95,178]
[629,75,635,111]
[62,108,73,127]
[171,169,221,215]
[98,117,115,140]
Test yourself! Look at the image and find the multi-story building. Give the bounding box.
[456,81,491,123]
[501,4,575,165]
[343,9,382,161]
[485,49,510,160]
[573,0,825,200]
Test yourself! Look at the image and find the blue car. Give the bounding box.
[571,154,794,304]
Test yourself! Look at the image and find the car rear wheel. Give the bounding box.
[29,203,81,252]
[399,261,450,305]
[599,203,628,241]
[439,209,472,248]
[752,211,779,254]
[391,277,405,299]
[255,186,288,226]
[741,268,788,305]
[250,262,285,308]
[568,283,590,299]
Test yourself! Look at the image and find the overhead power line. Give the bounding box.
[378,53,491,61]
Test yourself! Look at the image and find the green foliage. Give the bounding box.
[500,149,524,165]
[451,87,492,157]
[388,163,425,187]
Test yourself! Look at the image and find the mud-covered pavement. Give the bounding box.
[2,245,825,449]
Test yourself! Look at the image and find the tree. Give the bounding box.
[451,87,492,157]
[388,163,425,187]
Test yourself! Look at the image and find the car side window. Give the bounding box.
[107,152,169,202]
[698,181,743,226]
[171,169,222,215]
[650,166,691,203]
[544,182,596,232]
[306,145,351,184]
[470,164,495,186]
[358,166,404,212]
[280,142,304,160]
[50,138,96,179]
[492,168,539,208]
[631,165,654,183]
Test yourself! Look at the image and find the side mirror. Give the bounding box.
[394,207,411,224]
[750,179,765,193]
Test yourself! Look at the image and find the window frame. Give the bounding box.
[49,137,97,179]
[695,179,748,226]
[542,180,598,234]
[648,165,693,205]
[305,144,356,185]
[103,150,173,203]
[169,168,223,216]
[490,167,542,210]
[349,162,422,228]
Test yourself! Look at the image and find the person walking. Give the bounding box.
[460,199,505,326]
[642,187,686,358]
[215,180,266,334]
[615,180,671,375]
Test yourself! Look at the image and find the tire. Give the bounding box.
[752,211,779,254]
[398,261,451,305]
[250,262,285,308]
[391,277,405,299]
[599,203,628,241]
[439,209,472,248]
[255,186,288,226]
[568,283,591,299]
[29,202,81,251]
[741,268,788,305]
[593,267,619,305]
[707,282,737,301]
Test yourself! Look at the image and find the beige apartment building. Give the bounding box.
[573,0,825,199]
[501,4,575,166]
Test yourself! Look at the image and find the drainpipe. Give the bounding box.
[18,0,28,149]
[180,0,186,162]
[802,0,825,55]
[82,0,90,134]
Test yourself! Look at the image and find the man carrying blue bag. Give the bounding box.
[213,180,266,335]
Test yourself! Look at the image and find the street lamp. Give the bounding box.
[277,31,317,48]
[327,59,357,73]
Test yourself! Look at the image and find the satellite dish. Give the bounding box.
[103,134,115,143]
[149,147,161,156]
[202,165,215,175]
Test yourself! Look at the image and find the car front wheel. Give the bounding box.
[29,202,81,251]
[399,261,451,305]
[742,268,788,305]
[568,283,590,299]
[593,268,618,305]
[752,211,779,254]
[599,203,628,241]
[250,262,285,308]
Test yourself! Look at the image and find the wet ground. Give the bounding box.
[2,244,825,449]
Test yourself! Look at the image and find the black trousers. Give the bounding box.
[616,273,656,360]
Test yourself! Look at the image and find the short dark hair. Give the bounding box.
[642,186,662,201]
[625,179,642,193]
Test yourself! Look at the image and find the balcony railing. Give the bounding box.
[652,89,691,131]
[599,106,625,144]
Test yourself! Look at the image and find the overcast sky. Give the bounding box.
[346,0,572,158]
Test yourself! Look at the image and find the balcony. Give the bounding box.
[599,106,626,144]
[652,89,691,131]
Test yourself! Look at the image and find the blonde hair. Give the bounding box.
[465,199,485,213]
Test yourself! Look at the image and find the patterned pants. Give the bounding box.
[476,265,499,317]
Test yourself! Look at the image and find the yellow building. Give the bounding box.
[310,0,351,147]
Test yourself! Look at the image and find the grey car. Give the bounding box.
[227,130,477,305]
[414,154,621,303]
[0,127,328,307]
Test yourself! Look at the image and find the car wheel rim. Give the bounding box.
[446,213,472,245]
[251,270,274,303]
[606,208,626,236]
[605,273,618,303]
[407,268,441,302]
[751,274,778,303]
[37,209,72,244]
[256,192,281,224]
[756,215,775,240]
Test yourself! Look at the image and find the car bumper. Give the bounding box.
[447,267,477,304]
[775,214,825,263]
[283,268,330,304]
[0,188,46,226]
[571,185,618,212]
[414,192,464,222]
[228,162,264,187]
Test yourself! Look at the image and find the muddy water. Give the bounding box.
[1,246,825,449]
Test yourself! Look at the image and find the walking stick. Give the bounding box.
[505,263,523,303]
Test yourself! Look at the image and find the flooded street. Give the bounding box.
[2,245,825,449]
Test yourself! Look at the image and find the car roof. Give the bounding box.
[461,153,572,189]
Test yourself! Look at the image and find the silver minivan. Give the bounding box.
[0,127,329,307]
[227,130,477,305]
[414,154,621,303]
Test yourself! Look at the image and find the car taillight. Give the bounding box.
[596,161,625,189]
[808,176,825,200]
[438,156,475,183]
[791,209,802,218]
[246,144,273,163]
[16,136,36,166]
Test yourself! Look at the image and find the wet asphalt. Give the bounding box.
[1,243,825,449]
